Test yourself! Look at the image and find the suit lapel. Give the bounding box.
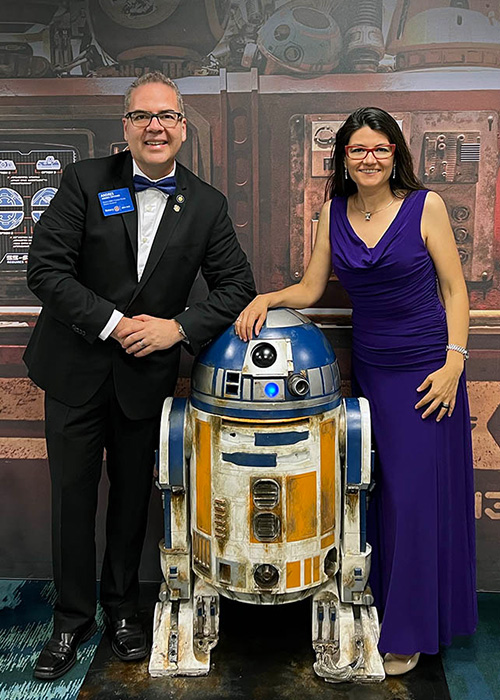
[112,152,138,258]
[128,163,189,305]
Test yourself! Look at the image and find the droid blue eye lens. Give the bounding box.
[264,382,279,398]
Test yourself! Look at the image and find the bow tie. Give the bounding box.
[133,174,177,196]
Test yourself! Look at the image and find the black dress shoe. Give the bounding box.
[107,616,149,661]
[34,619,97,680]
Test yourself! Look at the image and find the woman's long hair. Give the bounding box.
[325,107,425,200]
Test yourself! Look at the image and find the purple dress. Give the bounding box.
[330,190,477,655]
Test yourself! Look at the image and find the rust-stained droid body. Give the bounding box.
[149,308,384,682]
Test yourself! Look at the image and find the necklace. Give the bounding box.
[354,195,395,221]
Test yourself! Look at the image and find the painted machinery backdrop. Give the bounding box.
[0,0,499,591]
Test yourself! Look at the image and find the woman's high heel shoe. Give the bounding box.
[384,652,420,676]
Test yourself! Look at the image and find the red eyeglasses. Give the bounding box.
[345,144,396,160]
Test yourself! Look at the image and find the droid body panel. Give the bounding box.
[149,309,384,682]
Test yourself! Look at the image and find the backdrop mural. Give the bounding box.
[0,0,499,590]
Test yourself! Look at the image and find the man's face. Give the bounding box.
[122,82,187,178]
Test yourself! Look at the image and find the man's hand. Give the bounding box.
[121,314,184,357]
[110,317,145,343]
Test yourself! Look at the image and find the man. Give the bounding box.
[24,72,255,680]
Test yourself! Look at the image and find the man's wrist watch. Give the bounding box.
[446,343,469,360]
[175,320,188,341]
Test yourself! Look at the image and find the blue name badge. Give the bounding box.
[98,188,134,217]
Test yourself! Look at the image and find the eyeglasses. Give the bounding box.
[345,144,396,160]
[124,110,184,128]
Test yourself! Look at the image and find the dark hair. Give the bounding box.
[325,107,424,200]
[124,71,184,116]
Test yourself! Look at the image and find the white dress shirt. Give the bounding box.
[99,161,176,340]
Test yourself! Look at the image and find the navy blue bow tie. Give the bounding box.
[133,174,177,196]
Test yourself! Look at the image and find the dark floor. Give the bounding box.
[2,581,499,700]
[79,584,451,700]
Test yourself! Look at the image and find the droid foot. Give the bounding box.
[312,579,384,683]
[149,578,219,677]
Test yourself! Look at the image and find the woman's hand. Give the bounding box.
[235,294,272,341]
[415,356,464,421]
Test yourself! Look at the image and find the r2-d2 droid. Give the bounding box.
[149,308,384,682]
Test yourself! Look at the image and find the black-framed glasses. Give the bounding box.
[124,110,184,128]
[345,144,396,161]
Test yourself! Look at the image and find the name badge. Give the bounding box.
[98,188,134,217]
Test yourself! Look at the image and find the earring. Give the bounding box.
[344,165,349,180]
[392,163,396,179]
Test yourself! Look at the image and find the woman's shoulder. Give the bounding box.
[323,195,347,211]
[319,199,333,224]
[421,189,447,213]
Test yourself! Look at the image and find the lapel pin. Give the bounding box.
[176,194,185,203]
[173,204,181,212]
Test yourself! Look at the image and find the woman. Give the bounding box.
[235,107,477,675]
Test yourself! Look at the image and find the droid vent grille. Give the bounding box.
[460,143,480,162]
[214,498,229,541]
[252,479,280,509]
[193,531,211,575]
[253,512,281,542]
[224,371,241,397]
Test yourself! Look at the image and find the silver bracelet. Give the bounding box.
[446,343,469,360]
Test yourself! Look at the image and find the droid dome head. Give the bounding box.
[191,308,341,419]
[257,2,342,74]
[387,5,500,70]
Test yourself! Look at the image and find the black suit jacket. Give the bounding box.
[24,151,255,419]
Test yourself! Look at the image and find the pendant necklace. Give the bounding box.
[354,195,395,221]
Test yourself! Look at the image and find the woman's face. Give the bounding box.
[344,126,395,190]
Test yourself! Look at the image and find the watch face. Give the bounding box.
[176,322,187,339]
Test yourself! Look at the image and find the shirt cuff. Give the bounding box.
[99,309,124,340]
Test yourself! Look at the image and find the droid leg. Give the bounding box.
[313,578,360,681]
[150,578,219,676]
[312,578,382,682]
[341,398,375,606]
[149,398,220,677]
[312,397,384,682]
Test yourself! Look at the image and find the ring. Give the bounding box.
[139,339,145,348]
[441,402,450,409]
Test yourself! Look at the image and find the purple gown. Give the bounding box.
[330,190,477,655]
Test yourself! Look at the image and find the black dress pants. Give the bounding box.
[44,374,161,633]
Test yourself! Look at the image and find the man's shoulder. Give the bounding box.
[70,150,129,177]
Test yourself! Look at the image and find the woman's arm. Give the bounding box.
[236,200,333,341]
[415,191,469,420]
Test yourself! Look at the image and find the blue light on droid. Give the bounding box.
[264,382,280,398]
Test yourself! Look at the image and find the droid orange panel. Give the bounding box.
[195,419,212,535]
[313,555,320,583]
[304,557,312,586]
[320,419,336,534]
[286,471,317,542]
[321,533,335,549]
[286,561,301,589]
